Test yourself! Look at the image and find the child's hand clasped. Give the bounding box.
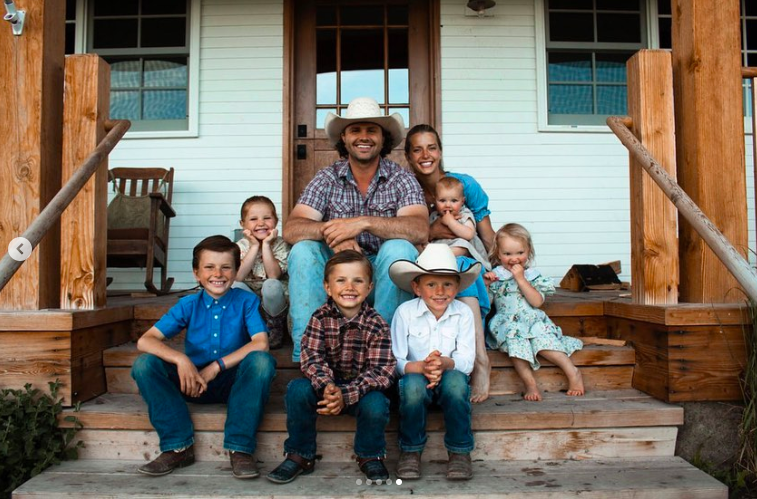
[423,350,444,389]
[317,383,345,416]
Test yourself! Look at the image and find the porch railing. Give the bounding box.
[0,119,131,293]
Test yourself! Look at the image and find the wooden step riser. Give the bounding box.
[13,458,728,499]
[73,426,678,463]
[105,365,634,396]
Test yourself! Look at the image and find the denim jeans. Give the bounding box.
[398,371,474,454]
[283,378,390,459]
[455,255,491,319]
[131,351,276,454]
[288,239,417,361]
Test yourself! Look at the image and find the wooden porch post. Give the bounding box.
[60,55,110,310]
[0,0,64,310]
[627,50,679,305]
[672,0,748,303]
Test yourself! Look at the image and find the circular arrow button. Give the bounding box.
[8,237,32,262]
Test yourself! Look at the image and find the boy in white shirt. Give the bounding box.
[388,244,481,482]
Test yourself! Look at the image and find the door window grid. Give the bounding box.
[315,4,410,128]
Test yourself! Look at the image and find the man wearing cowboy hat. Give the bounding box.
[284,97,429,362]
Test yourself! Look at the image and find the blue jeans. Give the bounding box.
[131,351,276,454]
[283,378,390,459]
[288,239,417,361]
[456,255,490,319]
[398,371,474,454]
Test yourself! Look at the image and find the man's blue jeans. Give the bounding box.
[397,371,474,454]
[131,351,276,454]
[288,239,417,361]
[283,378,390,459]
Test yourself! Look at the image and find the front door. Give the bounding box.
[286,0,439,213]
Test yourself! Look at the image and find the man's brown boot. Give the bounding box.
[138,445,195,476]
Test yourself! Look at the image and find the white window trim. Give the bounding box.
[535,0,657,133]
[75,0,200,139]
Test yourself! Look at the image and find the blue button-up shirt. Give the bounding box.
[154,288,267,366]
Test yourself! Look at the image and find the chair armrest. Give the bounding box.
[149,192,177,218]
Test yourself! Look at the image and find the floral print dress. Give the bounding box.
[486,266,582,369]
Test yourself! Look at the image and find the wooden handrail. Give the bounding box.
[607,115,757,303]
[0,119,131,293]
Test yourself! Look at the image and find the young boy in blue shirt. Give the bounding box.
[131,235,276,479]
[389,243,481,481]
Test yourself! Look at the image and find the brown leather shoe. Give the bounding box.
[396,451,422,480]
[230,451,260,479]
[138,446,195,476]
[446,452,472,481]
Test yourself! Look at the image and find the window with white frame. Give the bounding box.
[544,0,647,126]
[65,0,193,134]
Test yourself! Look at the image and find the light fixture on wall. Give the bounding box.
[466,0,495,17]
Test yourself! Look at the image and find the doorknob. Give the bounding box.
[296,144,307,160]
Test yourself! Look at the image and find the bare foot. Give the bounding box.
[565,367,585,396]
[470,357,491,404]
[523,384,542,402]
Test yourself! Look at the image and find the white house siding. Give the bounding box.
[108,0,284,290]
[439,0,632,282]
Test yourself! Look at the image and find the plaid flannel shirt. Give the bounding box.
[300,300,396,406]
[296,157,425,255]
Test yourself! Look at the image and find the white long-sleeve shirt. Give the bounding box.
[391,298,476,376]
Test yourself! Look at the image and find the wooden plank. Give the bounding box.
[488,345,634,368]
[0,331,72,403]
[14,458,727,498]
[0,0,64,310]
[604,300,750,326]
[672,0,748,303]
[72,426,678,463]
[0,306,133,331]
[60,55,110,310]
[63,390,682,433]
[489,366,633,395]
[550,316,608,337]
[626,50,679,305]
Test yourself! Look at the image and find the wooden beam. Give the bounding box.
[60,55,110,310]
[0,0,64,310]
[626,50,679,305]
[672,0,748,303]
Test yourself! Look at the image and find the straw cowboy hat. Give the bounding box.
[324,97,405,146]
[389,243,481,294]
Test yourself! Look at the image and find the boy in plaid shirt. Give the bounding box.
[267,250,396,484]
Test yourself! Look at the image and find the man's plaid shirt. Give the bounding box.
[300,299,396,407]
[296,157,425,255]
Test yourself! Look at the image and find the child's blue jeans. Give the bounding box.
[283,378,390,459]
[398,370,474,454]
[131,351,276,454]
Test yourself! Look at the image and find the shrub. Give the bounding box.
[0,381,82,498]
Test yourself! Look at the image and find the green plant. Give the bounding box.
[0,381,83,498]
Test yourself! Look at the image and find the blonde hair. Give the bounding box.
[489,223,535,268]
[436,176,464,195]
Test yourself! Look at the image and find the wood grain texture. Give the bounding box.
[60,55,110,310]
[626,50,679,305]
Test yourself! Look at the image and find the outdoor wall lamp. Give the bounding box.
[4,0,25,36]
[466,0,495,17]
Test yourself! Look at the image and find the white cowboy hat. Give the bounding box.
[324,97,405,146]
[389,243,481,294]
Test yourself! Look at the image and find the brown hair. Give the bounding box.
[240,195,278,222]
[323,250,373,283]
[192,235,241,271]
[335,127,395,159]
[489,223,535,268]
[404,124,446,174]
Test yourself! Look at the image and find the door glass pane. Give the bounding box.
[111,90,140,120]
[388,6,408,25]
[548,53,592,82]
[317,6,336,26]
[341,29,384,104]
[142,18,186,47]
[93,19,138,48]
[388,28,409,103]
[549,85,593,114]
[549,13,593,42]
[143,90,187,119]
[597,14,641,43]
[317,108,337,128]
[144,58,188,87]
[389,107,410,127]
[341,6,383,25]
[317,29,337,105]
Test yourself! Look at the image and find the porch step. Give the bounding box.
[60,389,681,463]
[102,342,636,396]
[13,457,726,498]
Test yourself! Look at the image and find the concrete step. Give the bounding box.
[60,389,682,463]
[13,457,727,498]
[103,341,635,396]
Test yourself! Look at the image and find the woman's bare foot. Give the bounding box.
[565,366,585,396]
[470,357,491,403]
[523,384,542,401]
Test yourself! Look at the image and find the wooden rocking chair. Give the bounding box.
[107,167,176,295]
